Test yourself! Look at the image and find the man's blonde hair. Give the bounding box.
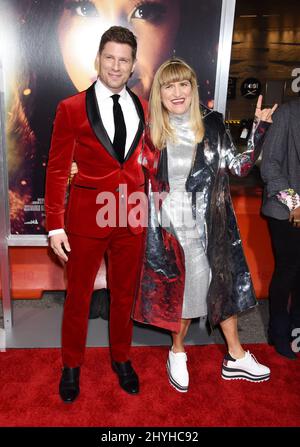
[149,58,204,150]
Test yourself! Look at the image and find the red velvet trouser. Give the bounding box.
[62,228,144,367]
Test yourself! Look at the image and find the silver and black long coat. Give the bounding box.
[133,106,270,332]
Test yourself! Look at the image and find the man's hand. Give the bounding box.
[289,207,300,228]
[255,95,278,123]
[49,232,71,262]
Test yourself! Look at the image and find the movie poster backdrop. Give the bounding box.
[0,0,222,235]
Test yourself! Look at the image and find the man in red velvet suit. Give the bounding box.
[45,27,147,402]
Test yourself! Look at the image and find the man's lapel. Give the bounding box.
[85,82,119,161]
[290,100,300,160]
[124,87,145,162]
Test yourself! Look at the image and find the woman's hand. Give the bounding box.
[70,161,79,179]
[255,95,278,123]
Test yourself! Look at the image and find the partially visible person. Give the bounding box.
[45,26,147,402]
[133,58,277,392]
[260,99,300,360]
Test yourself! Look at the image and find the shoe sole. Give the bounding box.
[166,360,188,393]
[59,388,80,403]
[60,395,80,403]
[222,367,270,382]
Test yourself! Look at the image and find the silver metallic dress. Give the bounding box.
[161,112,211,318]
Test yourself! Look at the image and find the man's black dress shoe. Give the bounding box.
[112,361,139,394]
[59,367,80,402]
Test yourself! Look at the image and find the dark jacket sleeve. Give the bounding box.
[260,104,290,198]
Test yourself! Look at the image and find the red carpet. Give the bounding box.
[0,344,299,427]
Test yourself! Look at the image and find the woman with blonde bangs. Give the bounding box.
[149,59,204,149]
[133,58,278,393]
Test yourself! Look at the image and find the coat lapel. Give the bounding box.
[157,147,169,186]
[85,82,119,161]
[124,87,145,162]
[290,100,300,161]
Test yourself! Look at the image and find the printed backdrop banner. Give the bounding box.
[1,0,222,235]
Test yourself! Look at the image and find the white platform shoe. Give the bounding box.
[166,348,189,392]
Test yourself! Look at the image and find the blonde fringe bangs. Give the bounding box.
[158,63,194,87]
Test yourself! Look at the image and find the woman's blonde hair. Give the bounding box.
[149,58,205,150]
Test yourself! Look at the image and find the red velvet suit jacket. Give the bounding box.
[45,82,147,238]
